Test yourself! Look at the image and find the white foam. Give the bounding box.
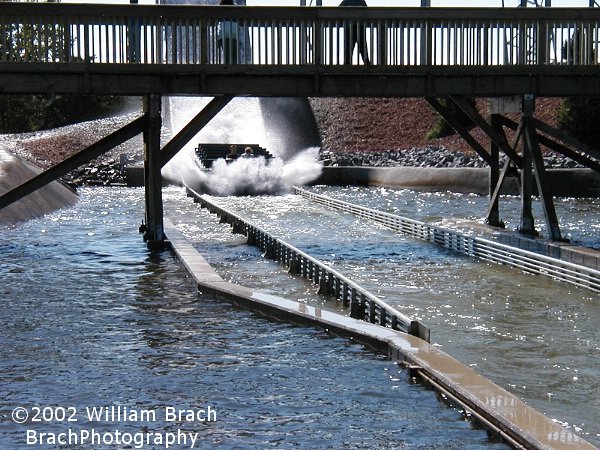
[161,96,323,195]
[202,147,322,196]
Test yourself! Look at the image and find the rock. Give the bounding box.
[327,146,584,169]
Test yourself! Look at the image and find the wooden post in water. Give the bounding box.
[143,94,165,246]
[487,114,502,227]
[515,93,563,241]
[519,95,537,236]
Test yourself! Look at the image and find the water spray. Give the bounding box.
[161,97,323,196]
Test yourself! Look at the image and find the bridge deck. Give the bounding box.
[2,4,600,97]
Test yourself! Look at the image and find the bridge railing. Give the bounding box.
[1,3,600,67]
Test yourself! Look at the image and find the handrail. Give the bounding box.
[295,187,600,294]
[2,4,600,67]
[184,186,430,342]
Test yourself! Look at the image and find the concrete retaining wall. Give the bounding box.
[316,166,600,197]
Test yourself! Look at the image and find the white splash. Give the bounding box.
[202,147,322,196]
[162,96,323,196]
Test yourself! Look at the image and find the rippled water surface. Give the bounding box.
[1,187,510,449]
[175,186,600,446]
[308,185,600,249]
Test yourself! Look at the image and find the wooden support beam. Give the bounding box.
[519,138,536,235]
[494,109,563,240]
[160,95,234,168]
[519,99,537,236]
[449,95,522,168]
[486,159,518,224]
[143,94,165,245]
[531,117,600,161]
[538,141,600,173]
[496,115,600,172]
[510,117,525,151]
[424,97,497,169]
[525,124,563,240]
[487,114,503,227]
[0,115,146,211]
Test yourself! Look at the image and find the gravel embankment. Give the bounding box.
[0,113,144,186]
[0,97,580,187]
[310,97,581,169]
[326,146,582,169]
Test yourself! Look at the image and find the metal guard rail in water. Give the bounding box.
[185,187,430,342]
[294,187,600,294]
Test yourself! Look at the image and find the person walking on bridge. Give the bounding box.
[340,0,371,65]
[218,0,241,64]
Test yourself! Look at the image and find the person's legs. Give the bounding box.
[344,24,360,64]
[343,27,353,64]
[357,28,370,65]
[222,38,238,64]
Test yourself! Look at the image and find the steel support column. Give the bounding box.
[142,94,165,246]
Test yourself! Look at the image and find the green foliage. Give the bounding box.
[561,29,594,66]
[0,95,126,133]
[556,97,600,147]
[0,1,63,62]
[425,97,475,140]
[0,1,122,133]
[425,119,452,141]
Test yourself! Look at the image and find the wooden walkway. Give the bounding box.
[2,3,600,97]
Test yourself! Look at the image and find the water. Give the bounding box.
[307,185,600,249]
[0,187,508,449]
[174,186,600,446]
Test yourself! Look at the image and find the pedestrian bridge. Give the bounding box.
[2,2,600,245]
[2,3,600,97]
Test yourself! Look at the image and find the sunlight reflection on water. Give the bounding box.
[173,185,600,445]
[0,187,509,449]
